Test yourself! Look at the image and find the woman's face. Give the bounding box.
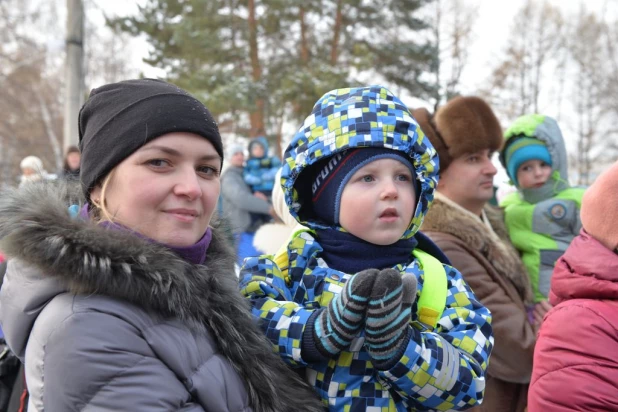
[91,132,222,247]
[66,152,81,170]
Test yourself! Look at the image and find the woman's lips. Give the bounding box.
[164,209,199,222]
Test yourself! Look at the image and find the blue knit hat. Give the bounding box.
[504,137,552,186]
[311,148,415,225]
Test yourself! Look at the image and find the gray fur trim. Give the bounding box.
[0,181,324,412]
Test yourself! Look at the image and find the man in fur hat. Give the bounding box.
[416,97,535,412]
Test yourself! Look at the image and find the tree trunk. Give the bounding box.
[64,0,84,151]
[300,6,309,64]
[330,0,343,65]
[38,92,63,172]
[434,0,442,109]
[275,109,285,160]
[248,0,265,137]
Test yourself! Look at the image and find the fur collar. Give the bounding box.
[422,193,533,303]
[0,182,323,412]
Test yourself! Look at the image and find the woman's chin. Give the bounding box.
[153,230,201,247]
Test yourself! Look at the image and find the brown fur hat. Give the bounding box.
[413,97,503,172]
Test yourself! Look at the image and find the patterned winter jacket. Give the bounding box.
[240,86,494,411]
[244,137,281,194]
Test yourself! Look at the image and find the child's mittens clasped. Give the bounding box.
[313,268,379,357]
[365,269,417,370]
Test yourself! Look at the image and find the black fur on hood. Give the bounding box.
[0,181,324,412]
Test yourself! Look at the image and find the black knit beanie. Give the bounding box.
[311,148,415,225]
[78,78,223,201]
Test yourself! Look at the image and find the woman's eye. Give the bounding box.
[147,159,170,168]
[468,156,478,163]
[198,166,219,177]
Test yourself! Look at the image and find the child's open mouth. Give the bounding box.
[379,208,399,221]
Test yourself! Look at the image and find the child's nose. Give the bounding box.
[380,180,398,199]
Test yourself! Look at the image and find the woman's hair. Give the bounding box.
[90,170,115,223]
[63,146,81,171]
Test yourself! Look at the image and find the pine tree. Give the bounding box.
[110,0,436,140]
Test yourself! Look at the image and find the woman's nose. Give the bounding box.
[174,170,202,200]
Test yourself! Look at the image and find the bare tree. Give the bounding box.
[433,0,479,108]
[482,0,565,119]
[567,10,617,185]
[0,0,138,186]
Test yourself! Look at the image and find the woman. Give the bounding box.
[61,145,81,180]
[0,79,322,412]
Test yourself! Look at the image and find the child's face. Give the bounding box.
[339,158,416,245]
[251,143,265,158]
[517,159,552,189]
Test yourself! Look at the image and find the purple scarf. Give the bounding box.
[79,204,212,265]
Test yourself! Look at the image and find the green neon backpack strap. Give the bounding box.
[412,249,448,331]
[273,232,447,330]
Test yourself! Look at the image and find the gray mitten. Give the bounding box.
[365,269,417,370]
[312,268,379,357]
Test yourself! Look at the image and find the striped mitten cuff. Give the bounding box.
[312,268,378,357]
[365,269,417,370]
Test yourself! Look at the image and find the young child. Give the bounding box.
[243,136,281,198]
[240,86,493,411]
[499,114,585,304]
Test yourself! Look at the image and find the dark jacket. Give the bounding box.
[0,182,323,412]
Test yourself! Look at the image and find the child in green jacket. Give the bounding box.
[500,114,585,305]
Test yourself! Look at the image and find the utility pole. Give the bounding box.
[64,0,85,151]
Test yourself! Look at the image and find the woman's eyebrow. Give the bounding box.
[140,145,221,161]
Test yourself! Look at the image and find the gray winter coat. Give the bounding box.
[221,166,271,233]
[0,182,323,412]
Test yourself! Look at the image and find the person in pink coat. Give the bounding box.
[528,160,618,411]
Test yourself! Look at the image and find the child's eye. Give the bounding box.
[362,175,374,183]
[467,156,479,163]
[396,174,411,182]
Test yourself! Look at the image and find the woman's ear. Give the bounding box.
[90,185,102,204]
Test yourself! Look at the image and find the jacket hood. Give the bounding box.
[248,136,270,159]
[502,114,570,198]
[550,230,618,305]
[0,181,323,412]
[281,85,439,239]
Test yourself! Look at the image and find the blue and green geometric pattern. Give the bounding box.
[240,230,494,411]
[280,85,439,239]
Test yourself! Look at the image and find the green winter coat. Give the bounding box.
[500,115,585,302]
